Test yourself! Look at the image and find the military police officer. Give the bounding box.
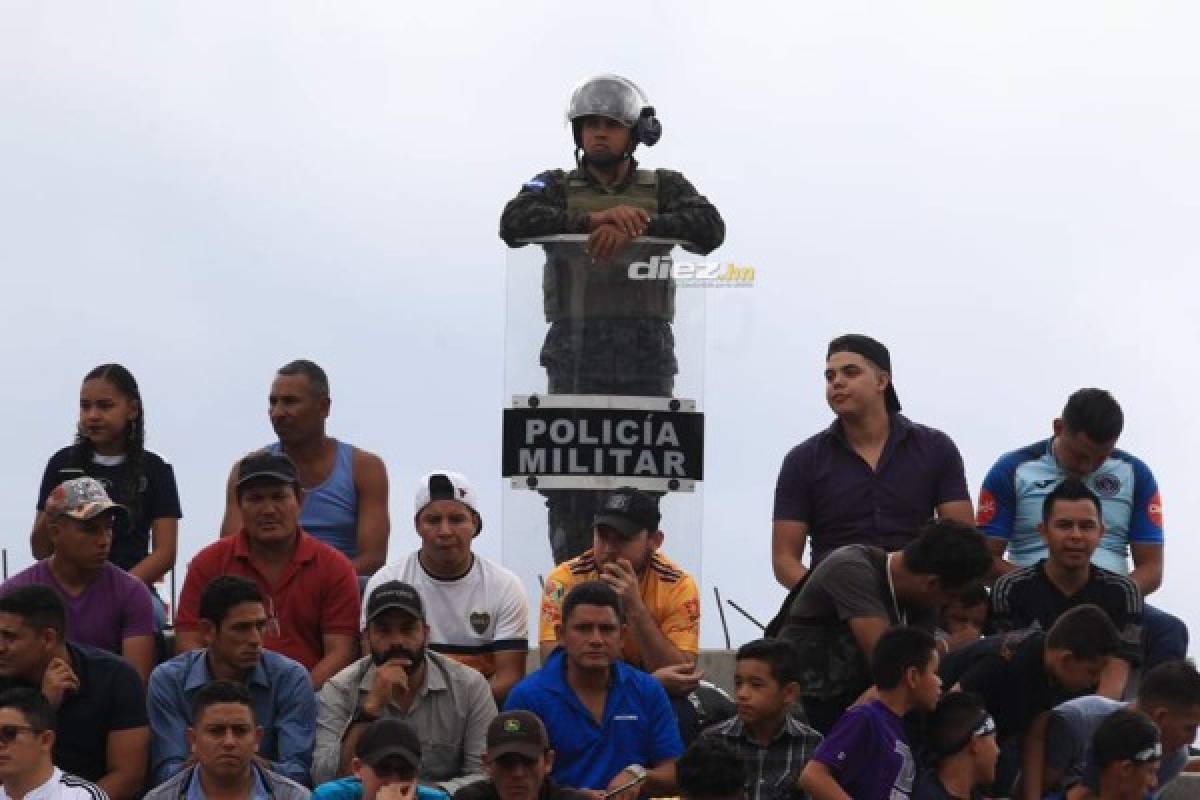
[500,74,725,563]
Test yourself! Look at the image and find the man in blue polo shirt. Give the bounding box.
[148,575,316,785]
[772,334,974,589]
[504,581,682,796]
[977,388,1186,668]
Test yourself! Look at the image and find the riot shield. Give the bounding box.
[502,235,708,618]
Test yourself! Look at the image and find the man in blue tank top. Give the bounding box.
[220,360,391,575]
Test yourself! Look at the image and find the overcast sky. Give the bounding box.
[3,3,1199,650]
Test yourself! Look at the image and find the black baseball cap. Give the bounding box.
[593,487,661,538]
[365,581,425,624]
[487,711,549,760]
[827,333,902,413]
[356,718,421,770]
[236,450,299,489]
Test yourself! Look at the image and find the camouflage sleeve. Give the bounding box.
[647,169,726,255]
[498,169,591,247]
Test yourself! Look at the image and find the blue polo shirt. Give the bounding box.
[503,650,683,790]
[773,414,970,564]
[147,647,316,785]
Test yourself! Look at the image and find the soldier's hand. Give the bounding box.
[365,658,411,714]
[599,205,650,238]
[41,657,80,709]
[587,224,632,260]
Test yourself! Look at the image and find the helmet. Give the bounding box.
[566,74,662,150]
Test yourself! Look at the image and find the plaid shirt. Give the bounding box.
[703,715,824,800]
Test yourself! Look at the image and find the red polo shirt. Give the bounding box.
[175,529,360,669]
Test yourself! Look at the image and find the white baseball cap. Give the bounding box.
[413,471,481,529]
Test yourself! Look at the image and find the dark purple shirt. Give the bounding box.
[811,699,915,798]
[773,414,970,564]
[1,561,155,654]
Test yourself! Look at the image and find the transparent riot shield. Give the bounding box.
[502,235,708,637]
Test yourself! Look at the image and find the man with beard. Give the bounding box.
[538,488,702,734]
[220,360,391,575]
[313,583,495,793]
[362,472,528,705]
[499,74,725,564]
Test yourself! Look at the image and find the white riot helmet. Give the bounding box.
[566,74,662,151]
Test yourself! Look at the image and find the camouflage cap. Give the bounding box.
[45,477,127,522]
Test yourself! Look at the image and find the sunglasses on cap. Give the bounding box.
[0,724,41,744]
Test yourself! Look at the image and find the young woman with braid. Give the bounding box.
[29,363,182,625]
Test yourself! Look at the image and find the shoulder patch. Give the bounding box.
[523,171,556,191]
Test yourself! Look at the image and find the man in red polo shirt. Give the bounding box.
[175,451,360,688]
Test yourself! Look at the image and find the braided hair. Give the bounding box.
[72,363,146,525]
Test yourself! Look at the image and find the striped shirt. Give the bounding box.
[702,715,823,800]
[540,549,699,668]
[0,768,107,800]
[990,561,1143,664]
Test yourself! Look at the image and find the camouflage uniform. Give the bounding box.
[500,161,724,563]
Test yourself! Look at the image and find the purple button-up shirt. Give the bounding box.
[773,413,969,564]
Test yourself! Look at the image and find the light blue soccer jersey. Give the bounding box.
[977,439,1163,574]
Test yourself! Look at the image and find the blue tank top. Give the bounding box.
[266,439,359,559]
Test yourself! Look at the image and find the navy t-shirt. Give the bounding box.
[0,642,148,781]
[938,629,1082,742]
[37,446,182,571]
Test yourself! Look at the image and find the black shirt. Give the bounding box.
[912,769,983,800]
[938,630,1080,741]
[37,446,182,571]
[0,642,148,781]
[989,561,1143,665]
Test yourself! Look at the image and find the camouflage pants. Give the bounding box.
[541,318,676,564]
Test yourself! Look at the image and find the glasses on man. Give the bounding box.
[0,724,40,745]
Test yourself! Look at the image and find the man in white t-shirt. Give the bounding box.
[361,471,528,704]
[0,688,108,800]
